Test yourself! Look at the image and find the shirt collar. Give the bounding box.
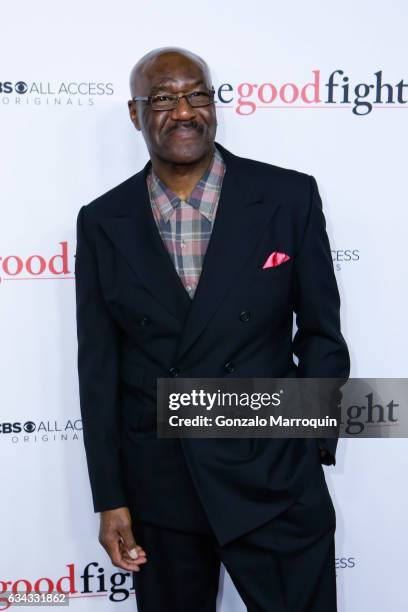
[147,145,225,223]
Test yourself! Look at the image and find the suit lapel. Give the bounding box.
[98,165,191,322]
[98,144,281,357]
[175,144,280,361]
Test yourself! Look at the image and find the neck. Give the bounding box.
[150,148,215,200]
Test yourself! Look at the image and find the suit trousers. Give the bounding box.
[131,467,337,612]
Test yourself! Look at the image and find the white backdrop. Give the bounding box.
[1,1,407,610]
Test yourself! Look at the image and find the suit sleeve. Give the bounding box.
[292,176,350,465]
[75,205,128,512]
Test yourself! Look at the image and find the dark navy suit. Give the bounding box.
[75,142,349,611]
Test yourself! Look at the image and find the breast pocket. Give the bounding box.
[249,256,295,316]
[255,257,293,278]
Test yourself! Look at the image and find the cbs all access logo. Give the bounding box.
[0,79,113,107]
[336,556,356,576]
[331,248,360,271]
[0,418,82,444]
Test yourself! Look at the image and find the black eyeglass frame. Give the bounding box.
[131,86,216,111]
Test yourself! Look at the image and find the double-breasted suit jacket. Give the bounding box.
[75,142,350,546]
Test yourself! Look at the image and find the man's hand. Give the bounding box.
[99,507,147,572]
[319,447,334,465]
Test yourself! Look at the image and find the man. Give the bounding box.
[75,47,350,611]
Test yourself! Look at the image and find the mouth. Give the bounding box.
[169,127,200,138]
[166,122,203,139]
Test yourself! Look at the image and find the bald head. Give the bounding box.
[129,47,211,97]
[127,46,217,167]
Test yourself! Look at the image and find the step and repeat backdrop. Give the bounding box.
[1,1,407,610]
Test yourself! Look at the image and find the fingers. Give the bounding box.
[119,525,148,570]
[119,538,148,571]
[100,530,147,571]
[99,508,148,572]
[102,535,147,572]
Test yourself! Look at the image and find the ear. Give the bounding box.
[128,100,141,131]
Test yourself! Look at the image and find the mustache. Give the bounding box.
[166,121,203,135]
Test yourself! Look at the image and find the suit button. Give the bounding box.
[139,316,150,326]
[168,367,180,377]
[224,362,235,374]
[239,310,251,322]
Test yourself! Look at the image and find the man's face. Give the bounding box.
[129,54,217,164]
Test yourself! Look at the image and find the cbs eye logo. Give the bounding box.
[0,81,28,94]
[24,421,36,433]
[15,81,28,94]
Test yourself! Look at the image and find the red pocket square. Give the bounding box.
[262,251,291,269]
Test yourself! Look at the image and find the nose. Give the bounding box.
[170,95,197,121]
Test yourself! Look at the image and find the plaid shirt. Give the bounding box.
[146,146,226,299]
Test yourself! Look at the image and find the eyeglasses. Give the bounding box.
[131,87,215,111]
